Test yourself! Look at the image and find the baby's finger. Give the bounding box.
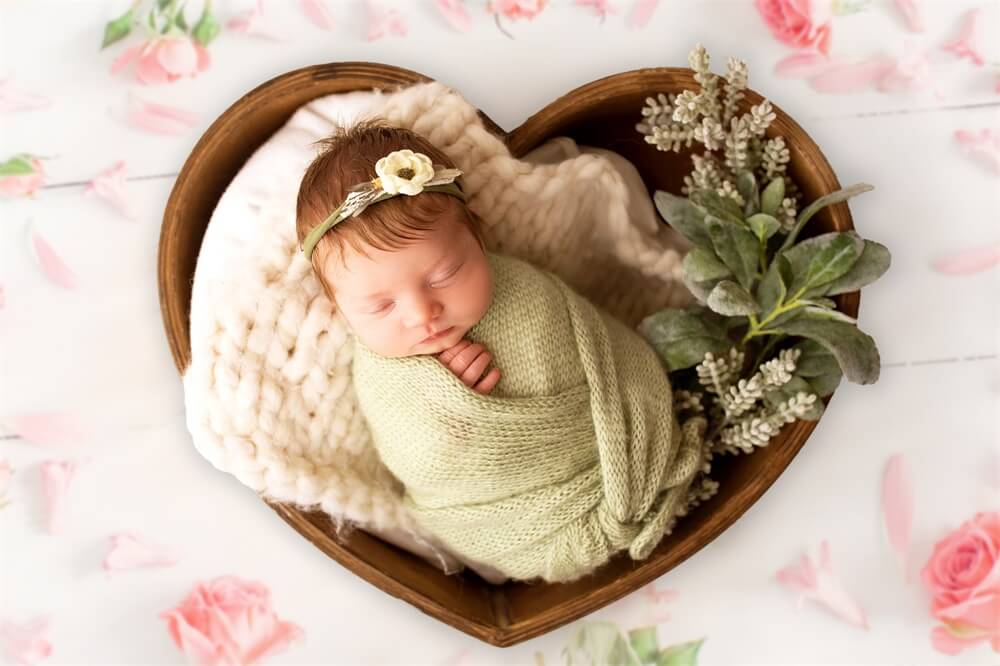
[473,367,501,394]
[449,343,485,374]
[437,339,471,364]
[460,352,492,386]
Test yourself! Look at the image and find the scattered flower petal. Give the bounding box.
[954,128,1000,174]
[808,57,895,94]
[0,459,11,509]
[228,0,289,41]
[125,94,200,135]
[365,0,408,41]
[299,0,336,30]
[777,540,869,629]
[0,78,52,113]
[893,0,924,32]
[882,454,914,578]
[641,581,679,623]
[0,154,45,198]
[628,0,659,28]
[931,242,1000,275]
[84,160,138,221]
[41,460,79,534]
[942,9,985,66]
[488,0,548,21]
[576,0,617,19]
[29,228,78,290]
[111,36,211,84]
[775,52,838,78]
[103,532,180,573]
[0,616,52,666]
[435,0,472,32]
[877,43,935,95]
[162,576,303,664]
[1,412,85,446]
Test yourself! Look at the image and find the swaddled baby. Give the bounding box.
[296,119,704,584]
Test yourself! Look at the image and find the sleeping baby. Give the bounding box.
[295,118,705,584]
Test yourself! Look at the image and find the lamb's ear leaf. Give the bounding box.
[691,189,745,226]
[654,191,712,247]
[706,215,758,291]
[782,315,880,385]
[761,177,785,217]
[683,247,732,282]
[823,239,892,295]
[737,171,760,215]
[638,308,731,372]
[784,231,864,296]
[707,280,760,316]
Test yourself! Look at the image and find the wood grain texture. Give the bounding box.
[159,62,859,647]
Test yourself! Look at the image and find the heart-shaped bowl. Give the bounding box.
[159,62,859,647]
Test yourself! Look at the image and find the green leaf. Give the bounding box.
[793,340,840,377]
[782,182,874,249]
[806,371,842,398]
[783,315,881,385]
[563,622,640,666]
[800,297,837,309]
[706,215,758,290]
[691,190,744,226]
[760,177,785,216]
[683,247,732,282]
[707,280,760,316]
[656,638,704,666]
[801,305,857,325]
[628,627,660,665]
[192,6,221,46]
[756,254,790,315]
[746,213,781,242]
[736,171,760,215]
[784,231,864,297]
[101,9,134,49]
[763,375,825,420]
[174,8,190,31]
[0,155,37,176]
[654,191,712,247]
[823,239,891,295]
[638,308,731,372]
[682,272,714,304]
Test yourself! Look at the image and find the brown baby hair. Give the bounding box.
[295,117,485,303]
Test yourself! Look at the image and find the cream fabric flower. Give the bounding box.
[374,149,436,195]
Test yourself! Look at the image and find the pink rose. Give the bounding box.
[488,0,547,21]
[921,511,1000,654]
[755,0,832,54]
[111,36,211,85]
[0,155,45,198]
[162,576,303,665]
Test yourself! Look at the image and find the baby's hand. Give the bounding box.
[437,339,501,395]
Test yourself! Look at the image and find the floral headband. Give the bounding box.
[300,149,467,261]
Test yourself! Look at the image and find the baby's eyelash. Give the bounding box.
[367,301,394,314]
[430,262,464,287]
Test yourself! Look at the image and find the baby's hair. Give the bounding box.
[295,117,485,303]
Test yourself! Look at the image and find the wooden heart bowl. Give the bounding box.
[159,62,859,647]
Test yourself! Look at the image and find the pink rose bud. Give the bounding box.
[0,154,45,198]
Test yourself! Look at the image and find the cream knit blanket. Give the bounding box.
[352,253,703,583]
[183,81,691,572]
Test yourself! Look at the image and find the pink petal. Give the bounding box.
[877,45,934,94]
[103,532,179,573]
[628,0,659,28]
[366,0,407,41]
[2,412,85,446]
[435,0,472,32]
[576,0,618,18]
[84,160,138,221]
[227,0,288,41]
[0,616,52,666]
[893,0,924,32]
[0,78,52,113]
[110,43,142,76]
[954,128,1000,174]
[777,541,869,630]
[299,0,336,30]
[0,459,12,508]
[154,39,199,76]
[640,582,678,623]
[29,229,78,290]
[931,242,1000,275]
[809,57,896,94]
[882,454,913,578]
[126,95,199,135]
[942,9,985,66]
[775,52,838,79]
[930,624,992,655]
[41,460,79,534]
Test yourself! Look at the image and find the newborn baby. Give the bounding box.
[296,119,704,584]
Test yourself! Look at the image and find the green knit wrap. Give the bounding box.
[351,253,704,583]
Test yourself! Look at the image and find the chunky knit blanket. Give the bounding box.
[183,81,692,578]
[352,253,703,583]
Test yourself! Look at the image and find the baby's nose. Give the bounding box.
[402,296,442,328]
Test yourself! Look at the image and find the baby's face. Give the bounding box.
[322,217,492,358]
